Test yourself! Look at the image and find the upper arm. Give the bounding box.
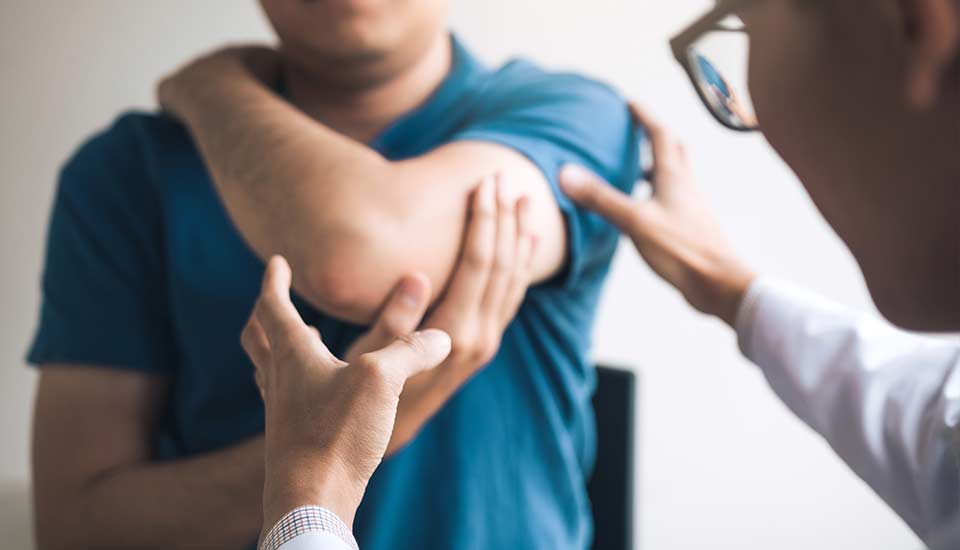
[29,115,176,523]
[32,366,169,528]
[28,113,174,370]
[311,74,641,323]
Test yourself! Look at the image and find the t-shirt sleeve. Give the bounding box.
[451,66,642,289]
[27,114,175,373]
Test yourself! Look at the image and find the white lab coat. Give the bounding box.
[737,278,960,548]
[271,277,960,550]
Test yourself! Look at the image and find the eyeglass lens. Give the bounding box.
[687,19,758,130]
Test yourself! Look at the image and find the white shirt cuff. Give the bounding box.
[260,506,358,550]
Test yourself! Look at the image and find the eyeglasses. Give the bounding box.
[670,0,760,132]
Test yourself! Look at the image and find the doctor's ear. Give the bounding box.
[898,0,960,109]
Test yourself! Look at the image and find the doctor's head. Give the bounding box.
[259,0,448,86]
[681,0,959,330]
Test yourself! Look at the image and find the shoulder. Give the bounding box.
[471,59,629,127]
[58,111,189,201]
[463,60,639,191]
[63,111,184,175]
[54,110,192,237]
[490,59,623,104]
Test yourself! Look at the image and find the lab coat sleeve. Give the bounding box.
[735,278,960,544]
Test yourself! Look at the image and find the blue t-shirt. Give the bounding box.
[29,36,641,549]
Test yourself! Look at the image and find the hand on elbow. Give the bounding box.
[344,175,539,452]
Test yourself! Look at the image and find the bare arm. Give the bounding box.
[159,48,566,324]
[32,366,264,550]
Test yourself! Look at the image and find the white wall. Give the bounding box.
[0,1,921,549]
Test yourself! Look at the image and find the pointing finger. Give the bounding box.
[560,164,641,234]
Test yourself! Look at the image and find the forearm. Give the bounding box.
[166,60,564,324]
[167,62,394,314]
[36,437,265,550]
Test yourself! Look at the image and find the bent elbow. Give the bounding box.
[292,204,422,325]
[300,258,383,325]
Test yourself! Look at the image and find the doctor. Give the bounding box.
[558,0,960,547]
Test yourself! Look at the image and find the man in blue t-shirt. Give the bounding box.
[28,2,640,548]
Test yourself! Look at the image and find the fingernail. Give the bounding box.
[560,165,592,191]
[399,277,425,308]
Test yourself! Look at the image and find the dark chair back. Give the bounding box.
[588,365,638,550]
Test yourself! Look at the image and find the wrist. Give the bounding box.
[699,258,756,328]
[680,247,756,327]
[261,452,363,538]
[160,57,246,121]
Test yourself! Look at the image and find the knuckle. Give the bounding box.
[474,343,497,366]
[463,331,497,364]
[447,331,476,360]
[481,331,501,359]
[240,323,253,348]
[356,354,390,382]
[397,332,428,357]
[358,352,385,371]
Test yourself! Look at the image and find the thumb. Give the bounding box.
[362,329,452,388]
[560,164,642,234]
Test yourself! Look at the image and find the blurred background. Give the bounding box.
[0,1,920,548]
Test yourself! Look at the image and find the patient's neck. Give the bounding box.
[283,33,452,143]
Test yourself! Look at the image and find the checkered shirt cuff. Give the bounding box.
[260,506,359,550]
